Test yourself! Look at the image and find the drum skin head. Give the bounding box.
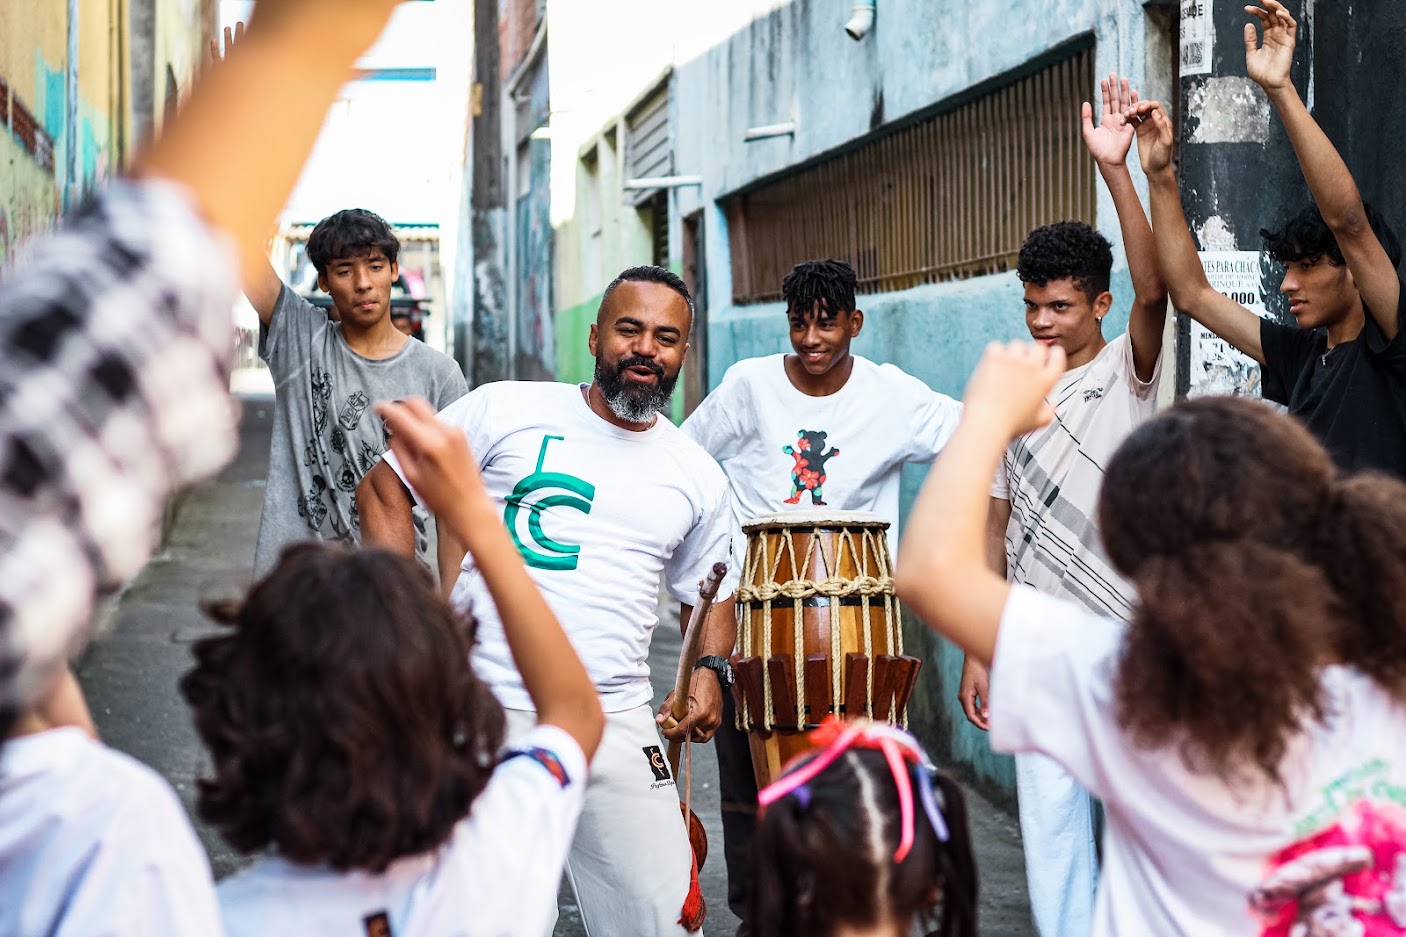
[742,509,890,531]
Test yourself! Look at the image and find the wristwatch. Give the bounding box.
[694,655,735,694]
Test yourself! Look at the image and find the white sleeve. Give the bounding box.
[987,585,1128,799]
[1119,329,1162,401]
[665,472,740,604]
[453,725,588,937]
[381,384,496,511]
[679,364,750,462]
[989,449,1012,501]
[55,775,224,937]
[893,370,962,464]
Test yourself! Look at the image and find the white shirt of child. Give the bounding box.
[991,585,1406,937]
[991,332,1160,619]
[217,724,587,937]
[0,727,224,937]
[386,381,737,712]
[681,354,961,534]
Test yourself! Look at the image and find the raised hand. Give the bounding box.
[1127,100,1176,178]
[1244,1,1297,93]
[208,21,245,67]
[963,341,1065,441]
[374,398,487,521]
[1082,72,1139,168]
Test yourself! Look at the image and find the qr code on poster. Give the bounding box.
[1182,41,1206,69]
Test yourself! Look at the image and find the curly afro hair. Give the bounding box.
[1261,202,1402,269]
[1017,221,1113,301]
[181,543,504,873]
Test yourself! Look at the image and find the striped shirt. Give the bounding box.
[991,332,1161,620]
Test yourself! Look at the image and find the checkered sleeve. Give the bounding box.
[0,179,239,712]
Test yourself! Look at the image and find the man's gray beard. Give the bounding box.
[601,381,673,424]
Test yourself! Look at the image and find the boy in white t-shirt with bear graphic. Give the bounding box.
[681,258,963,933]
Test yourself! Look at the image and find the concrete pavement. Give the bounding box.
[77,387,1034,936]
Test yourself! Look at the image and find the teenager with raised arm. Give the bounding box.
[898,339,1406,937]
[957,73,1168,937]
[1134,0,1406,477]
[0,3,404,934]
[191,398,603,936]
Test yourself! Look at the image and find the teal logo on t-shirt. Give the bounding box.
[504,435,596,570]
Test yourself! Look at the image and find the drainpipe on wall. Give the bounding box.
[64,0,80,212]
[844,0,876,40]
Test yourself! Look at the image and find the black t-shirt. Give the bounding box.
[1260,278,1406,479]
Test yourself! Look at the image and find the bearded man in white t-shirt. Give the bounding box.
[358,265,737,936]
[958,74,1169,937]
[680,258,963,934]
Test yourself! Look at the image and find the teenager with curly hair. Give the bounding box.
[957,73,1169,937]
[1135,1,1406,479]
[899,340,1406,936]
[185,398,603,936]
[749,719,979,937]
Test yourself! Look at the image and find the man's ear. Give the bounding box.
[849,309,864,337]
[1094,292,1113,321]
[317,272,329,294]
[588,322,599,357]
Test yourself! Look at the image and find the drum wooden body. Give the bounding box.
[733,511,922,788]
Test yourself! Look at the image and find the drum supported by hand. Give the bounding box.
[732,510,923,788]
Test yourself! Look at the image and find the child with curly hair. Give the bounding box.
[899,340,1406,936]
[184,398,604,936]
[748,718,978,937]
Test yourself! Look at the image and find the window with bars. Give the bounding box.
[724,44,1096,305]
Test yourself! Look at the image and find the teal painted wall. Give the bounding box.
[706,268,1136,796]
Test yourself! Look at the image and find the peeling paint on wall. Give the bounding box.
[1187,76,1272,144]
[1196,214,1237,250]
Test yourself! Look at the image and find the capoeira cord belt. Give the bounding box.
[734,523,901,731]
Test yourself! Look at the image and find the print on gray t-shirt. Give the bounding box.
[253,287,468,575]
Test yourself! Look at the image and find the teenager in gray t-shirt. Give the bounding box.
[248,210,467,575]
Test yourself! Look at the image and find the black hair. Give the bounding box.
[598,265,695,323]
[182,543,504,873]
[782,259,859,320]
[306,209,401,276]
[751,748,978,937]
[1260,202,1402,269]
[1017,221,1113,301]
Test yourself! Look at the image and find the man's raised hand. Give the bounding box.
[1244,1,1297,94]
[1082,72,1139,168]
[1127,100,1176,178]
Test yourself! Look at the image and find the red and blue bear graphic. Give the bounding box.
[783,430,840,506]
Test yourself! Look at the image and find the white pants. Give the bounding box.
[505,705,700,937]
[1015,752,1099,937]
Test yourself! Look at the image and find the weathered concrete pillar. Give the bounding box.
[468,0,508,386]
[1174,0,1310,396]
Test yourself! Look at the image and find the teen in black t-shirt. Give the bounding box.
[1131,1,1406,478]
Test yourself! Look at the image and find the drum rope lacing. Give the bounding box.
[736,523,905,733]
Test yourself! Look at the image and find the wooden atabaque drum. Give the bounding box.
[733,510,922,787]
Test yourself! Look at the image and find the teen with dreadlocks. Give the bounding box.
[681,257,962,934]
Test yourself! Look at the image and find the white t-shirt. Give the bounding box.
[991,585,1406,937]
[218,725,587,937]
[991,332,1160,619]
[681,354,961,534]
[387,381,737,712]
[0,727,223,936]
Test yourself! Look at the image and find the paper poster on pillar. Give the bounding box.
[1188,251,1270,398]
[1180,0,1214,77]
